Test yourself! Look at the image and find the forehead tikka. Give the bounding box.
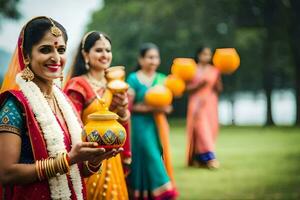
[47,17,62,37]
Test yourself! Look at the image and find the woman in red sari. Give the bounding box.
[186,47,223,169]
[64,31,130,200]
[0,17,119,200]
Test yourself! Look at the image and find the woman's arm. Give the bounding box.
[0,133,38,185]
[186,80,207,94]
[213,75,223,94]
[0,133,120,183]
[132,103,173,114]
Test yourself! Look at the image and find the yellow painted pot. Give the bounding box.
[83,99,126,149]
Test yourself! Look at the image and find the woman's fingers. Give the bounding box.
[78,142,98,148]
[102,149,116,159]
[114,93,126,99]
[81,147,106,155]
[116,147,124,154]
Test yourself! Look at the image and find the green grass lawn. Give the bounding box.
[169,119,300,200]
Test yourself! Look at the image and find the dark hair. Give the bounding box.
[194,46,212,64]
[135,42,159,71]
[70,31,111,78]
[23,16,68,57]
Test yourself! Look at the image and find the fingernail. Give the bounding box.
[100,148,106,152]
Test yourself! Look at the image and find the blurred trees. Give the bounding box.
[0,0,21,21]
[88,0,299,125]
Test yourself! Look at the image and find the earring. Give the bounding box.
[21,66,34,81]
[85,61,90,70]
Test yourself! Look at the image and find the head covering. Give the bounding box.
[0,27,26,92]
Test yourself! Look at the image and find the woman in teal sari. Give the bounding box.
[127,43,177,200]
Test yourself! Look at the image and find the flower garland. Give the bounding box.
[16,73,83,200]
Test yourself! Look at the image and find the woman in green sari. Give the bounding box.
[127,43,177,200]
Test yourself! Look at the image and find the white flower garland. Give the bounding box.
[16,73,83,200]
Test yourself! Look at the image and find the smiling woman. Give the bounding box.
[64,31,131,200]
[0,16,119,200]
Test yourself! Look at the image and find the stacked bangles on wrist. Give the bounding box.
[35,152,70,181]
[85,161,102,174]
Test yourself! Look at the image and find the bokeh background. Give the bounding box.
[0,0,300,199]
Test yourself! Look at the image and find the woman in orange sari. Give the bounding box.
[0,17,118,200]
[64,31,130,200]
[186,47,223,169]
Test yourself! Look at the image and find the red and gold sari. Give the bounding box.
[0,17,86,200]
[64,76,130,200]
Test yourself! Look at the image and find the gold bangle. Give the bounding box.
[48,158,53,178]
[46,158,53,178]
[35,161,42,181]
[88,161,102,168]
[59,154,66,174]
[41,159,45,179]
[39,160,44,180]
[53,155,59,176]
[63,153,70,172]
[38,154,71,180]
[45,159,51,179]
[56,154,64,175]
[50,158,56,177]
[85,161,101,174]
[43,159,48,178]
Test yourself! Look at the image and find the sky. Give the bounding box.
[0,0,102,63]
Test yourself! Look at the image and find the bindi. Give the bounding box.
[54,41,58,48]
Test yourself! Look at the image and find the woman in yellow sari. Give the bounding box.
[64,31,130,200]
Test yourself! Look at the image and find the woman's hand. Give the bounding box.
[110,92,129,118]
[68,142,122,165]
[88,148,124,166]
[152,105,173,114]
[213,76,223,94]
[132,103,173,114]
[186,80,207,94]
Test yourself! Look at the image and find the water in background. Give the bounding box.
[219,90,296,125]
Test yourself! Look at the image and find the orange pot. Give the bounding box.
[165,75,186,97]
[212,48,240,74]
[171,58,197,81]
[145,85,173,107]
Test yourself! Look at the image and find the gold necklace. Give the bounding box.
[43,93,58,114]
[86,72,106,91]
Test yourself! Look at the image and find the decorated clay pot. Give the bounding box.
[145,85,173,107]
[212,48,240,74]
[171,58,197,81]
[83,99,126,149]
[165,75,186,97]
